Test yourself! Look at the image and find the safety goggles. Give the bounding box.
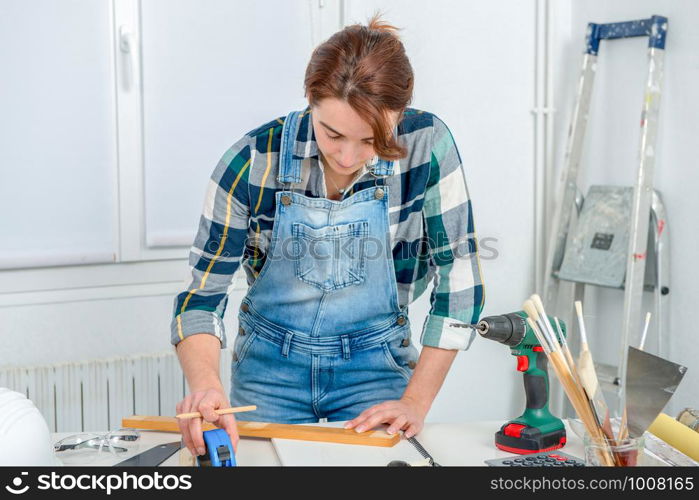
[53,428,140,456]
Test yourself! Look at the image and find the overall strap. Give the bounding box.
[277,110,304,184]
[369,158,395,176]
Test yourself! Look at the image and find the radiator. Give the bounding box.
[0,350,233,433]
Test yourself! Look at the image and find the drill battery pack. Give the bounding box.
[495,422,566,454]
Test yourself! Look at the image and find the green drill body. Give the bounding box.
[474,311,567,453]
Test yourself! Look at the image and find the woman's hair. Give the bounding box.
[304,13,414,160]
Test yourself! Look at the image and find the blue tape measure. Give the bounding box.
[197,428,236,467]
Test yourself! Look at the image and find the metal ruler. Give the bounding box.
[113,441,182,467]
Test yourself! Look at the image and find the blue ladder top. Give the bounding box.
[586,15,668,55]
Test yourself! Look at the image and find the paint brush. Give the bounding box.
[524,311,614,466]
[523,300,555,352]
[573,302,615,443]
[574,302,611,416]
[553,313,616,453]
[531,296,576,373]
[554,317,582,387]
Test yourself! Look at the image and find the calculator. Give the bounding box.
[485,450,585,467]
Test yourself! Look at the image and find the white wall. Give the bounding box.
[553,0,699,415]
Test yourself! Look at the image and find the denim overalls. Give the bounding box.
[230,110,419,423]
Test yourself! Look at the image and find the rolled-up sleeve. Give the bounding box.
[170,136,253,348]
[420,115,485,350]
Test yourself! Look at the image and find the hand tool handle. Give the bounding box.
[523,351,549,411]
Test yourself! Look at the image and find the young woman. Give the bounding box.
[172,15,485,458]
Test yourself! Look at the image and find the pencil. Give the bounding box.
[175,405,257,419]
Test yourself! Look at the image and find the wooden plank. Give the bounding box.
[122,415,399,447]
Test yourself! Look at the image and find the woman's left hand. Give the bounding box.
[344,397,428,438]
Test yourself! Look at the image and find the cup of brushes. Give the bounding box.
[524,295,643,466]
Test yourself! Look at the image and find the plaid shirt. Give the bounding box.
[171,107,485,350]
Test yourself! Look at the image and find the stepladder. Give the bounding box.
[542,15,669,417]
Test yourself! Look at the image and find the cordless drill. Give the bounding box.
[461,311,567,454]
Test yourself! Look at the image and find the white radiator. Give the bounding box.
[0,350,233,433]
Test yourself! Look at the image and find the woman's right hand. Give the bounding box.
[176,387,240,458]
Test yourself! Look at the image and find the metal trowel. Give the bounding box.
[625,346,687,438]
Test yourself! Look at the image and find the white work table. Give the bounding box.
[51,420,588,467]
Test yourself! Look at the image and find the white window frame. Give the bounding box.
[0,0,343,306]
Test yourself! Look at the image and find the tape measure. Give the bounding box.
[197,429,236,467]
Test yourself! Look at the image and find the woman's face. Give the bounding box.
[311,98,398,177]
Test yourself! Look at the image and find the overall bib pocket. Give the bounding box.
[292,220,369,292]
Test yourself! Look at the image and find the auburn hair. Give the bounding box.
[304,13,414,160]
